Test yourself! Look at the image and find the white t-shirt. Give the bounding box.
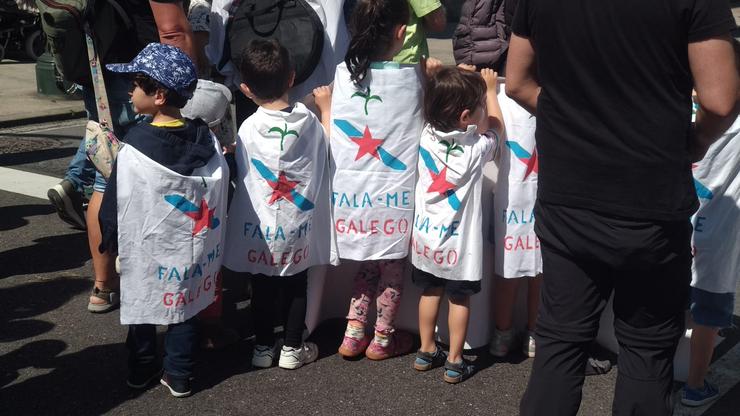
[411,124,497,281]
[224,102,338,276]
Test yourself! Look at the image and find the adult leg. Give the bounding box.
[611,222,691,416]
[527,275,543,331]
[520,244,612,415]
[87,190,117,311]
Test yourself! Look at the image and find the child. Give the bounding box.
[223,38,337,369]
[99,43,229,397]
[325,0,421,360]
[682,59,740,406]
[489,85,543,358]
[411,66,503,383]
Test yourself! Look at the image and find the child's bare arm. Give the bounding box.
[313,86,333,137]
[481,68,504,138]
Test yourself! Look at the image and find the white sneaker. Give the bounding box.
[489,328,515,357]
[252,342,279,368]
[522,331,535,358]
[278,342,319,370]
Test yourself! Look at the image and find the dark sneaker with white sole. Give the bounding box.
[47,179,87,230]
[127,366,162,389]
[160,373,192,398]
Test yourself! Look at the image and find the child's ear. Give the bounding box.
[153,88,167,106]
[459,109,472,126]
[395,24,407,42]
[239,83,254,99]
[288,71,296,89]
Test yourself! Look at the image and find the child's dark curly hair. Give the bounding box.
[424,67,486,132]
[132,73,195,109]
[345,0,409,85]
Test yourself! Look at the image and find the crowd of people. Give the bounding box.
[38,0,738,414]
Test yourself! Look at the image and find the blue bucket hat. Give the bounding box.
[106,43,197,99]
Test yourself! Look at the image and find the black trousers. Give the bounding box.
[250,270,308,348]
[126,317,198,380]
[520,202,692,416]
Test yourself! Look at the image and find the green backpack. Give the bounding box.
[36,0,132,86]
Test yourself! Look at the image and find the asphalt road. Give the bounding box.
[1,120,738,416]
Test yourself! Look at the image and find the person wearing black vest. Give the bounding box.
[505,0,738,415]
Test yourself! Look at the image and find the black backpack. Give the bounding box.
[36,0,132,86]
[226,0,324,84]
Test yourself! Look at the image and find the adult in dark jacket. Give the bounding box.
[453,0,518,72]
[506,0,738,415]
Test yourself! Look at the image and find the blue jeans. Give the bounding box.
[64,73,139,193]
[126,318,198,379]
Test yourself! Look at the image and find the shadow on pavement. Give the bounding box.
[0,147,78,167]
[0,341,143,415]
[0,203,55,232]
[0,278,89,342]
[0,232,90,279]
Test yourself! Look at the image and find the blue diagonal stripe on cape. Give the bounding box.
[418,147,462,211]
[334,119,407,171]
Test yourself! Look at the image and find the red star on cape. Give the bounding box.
[350,126,384,160]
[523,148,539,179]
[183,199,215,236]
[266,171,299,205]
[427,166,456,195]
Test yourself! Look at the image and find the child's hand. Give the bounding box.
[422,56,444,79]
[481,68,498,92]
[313,86,332,114]
[457,63,476,72]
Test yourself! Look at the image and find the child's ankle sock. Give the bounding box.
[345,321,365,340]
[373,331,390,348]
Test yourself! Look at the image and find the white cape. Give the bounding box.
[117,140,228,325]
[329,63,424,260]
[493,88,543,278]
[411,125,496,281]
[224,102,338,275]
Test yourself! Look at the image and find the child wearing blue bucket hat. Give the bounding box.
[98,43,230,398]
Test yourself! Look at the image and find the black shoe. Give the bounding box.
[47,179,87,229]
[126,366,162,389]
[160,373,192,398]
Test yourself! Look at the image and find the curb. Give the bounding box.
[0,109,87,129]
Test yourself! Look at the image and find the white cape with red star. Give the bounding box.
[492,89,543,279]
[329,63,424,260]
[224,103,339,276]
[411,124,497,282]
[117,137,228,325]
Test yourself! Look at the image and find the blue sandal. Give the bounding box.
[443,359,475,384]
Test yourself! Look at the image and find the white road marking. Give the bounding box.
[0,167,60,200]
[673,340,740,415]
